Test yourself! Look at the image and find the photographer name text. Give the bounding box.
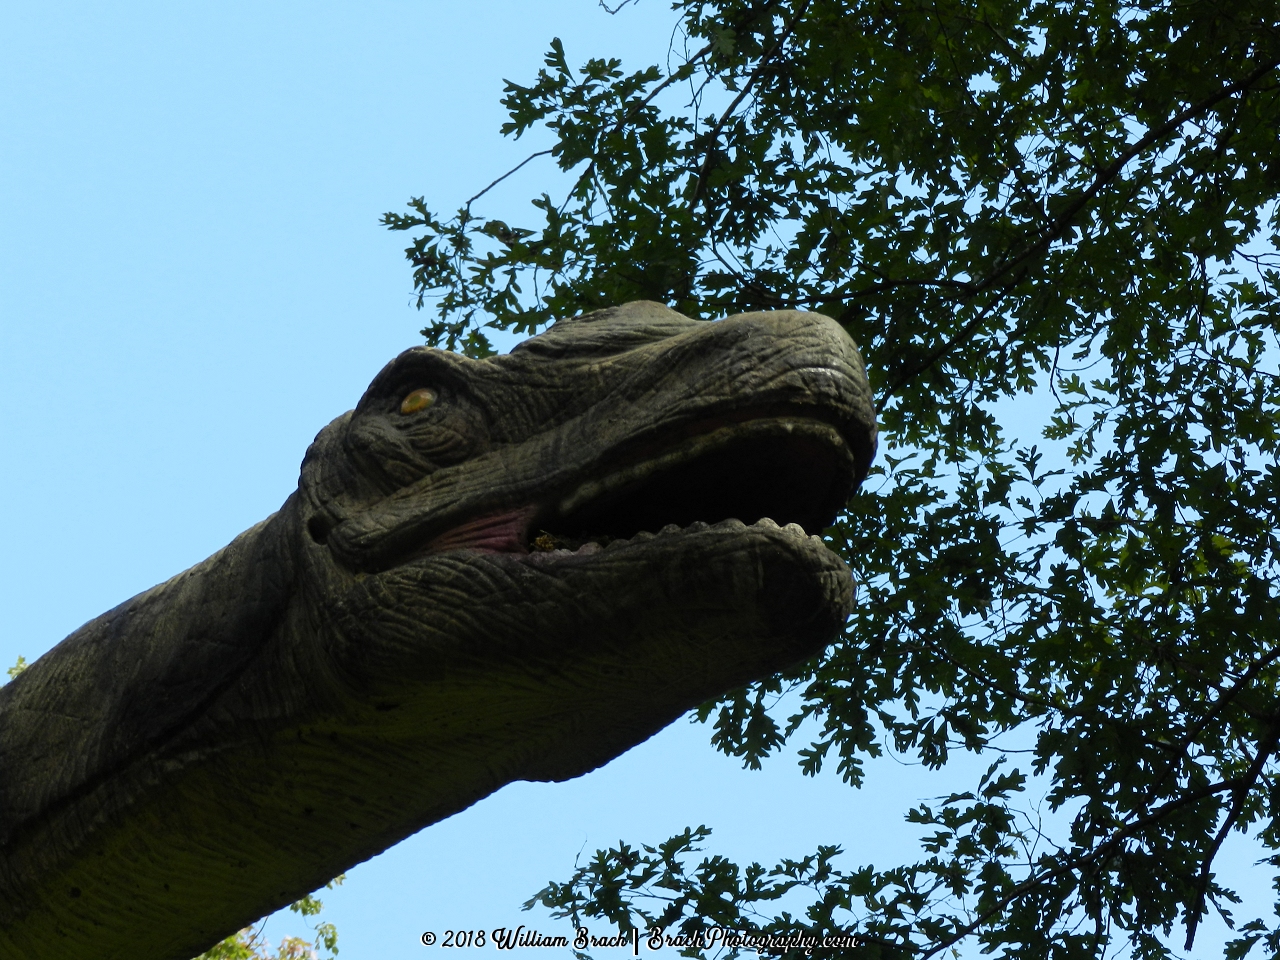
[420,925,866,955]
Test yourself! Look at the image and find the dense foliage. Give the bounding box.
[384,2,1280,957]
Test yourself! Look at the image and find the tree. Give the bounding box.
[383,1,1280,957]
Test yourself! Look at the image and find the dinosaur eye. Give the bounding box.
[399,388,436,414]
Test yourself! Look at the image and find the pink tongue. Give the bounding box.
[424,507,538,554]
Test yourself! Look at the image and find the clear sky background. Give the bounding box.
[0,3,1267,957]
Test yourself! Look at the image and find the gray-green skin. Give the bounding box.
[0,302,876,960]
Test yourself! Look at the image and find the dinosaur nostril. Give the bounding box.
[307,515,333,545]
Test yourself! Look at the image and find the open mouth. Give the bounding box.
[524,416,856,556]
[337,415,862,570]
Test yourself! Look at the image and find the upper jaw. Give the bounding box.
[322,412,858,574]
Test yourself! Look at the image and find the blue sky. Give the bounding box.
[0,3,1268,957]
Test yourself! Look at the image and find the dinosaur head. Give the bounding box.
[0,302,877,960]
[292,301,875,793]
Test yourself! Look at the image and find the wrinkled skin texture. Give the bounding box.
[0,302,875,960]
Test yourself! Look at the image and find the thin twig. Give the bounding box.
[463,150,555,211]
[1146,646,1280,806]
[554,37,720,218]
[882,293,1008,399]
[478,35,722,224]
[1184,722,1280,949]
[687,0,815,214]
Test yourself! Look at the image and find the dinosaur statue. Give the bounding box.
[0,301,876,960]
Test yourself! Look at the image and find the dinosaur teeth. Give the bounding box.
[522,517,826,562]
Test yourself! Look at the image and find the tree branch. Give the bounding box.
[881,56,1280,398]
[882,291,1009,399]
[919,773,1252,959]
[687,0,814,214]
[464,149,554,211]
[1147,645,1280,805]
[1184,722,1280,950]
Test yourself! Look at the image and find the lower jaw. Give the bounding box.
[520,515,822,564]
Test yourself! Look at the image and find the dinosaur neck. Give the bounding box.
[0,505,299,925]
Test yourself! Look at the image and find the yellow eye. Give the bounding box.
[399,388,436,414]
